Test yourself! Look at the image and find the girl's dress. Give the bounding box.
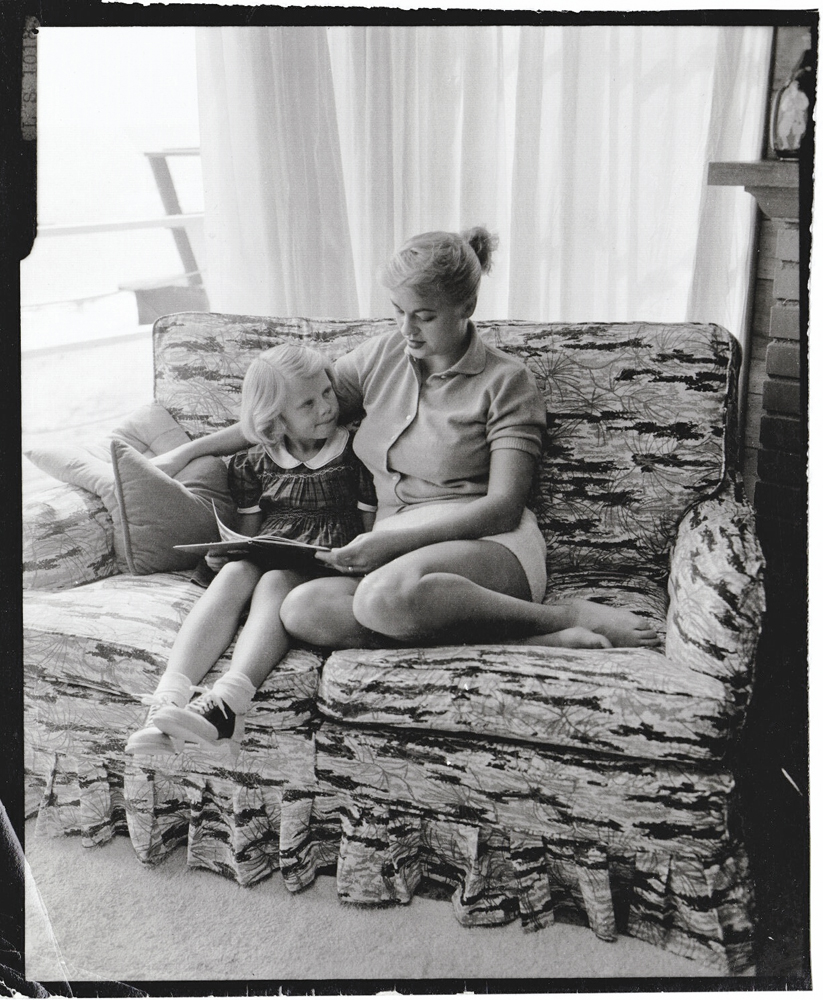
[192,426,376,585]
[229,426,377,548]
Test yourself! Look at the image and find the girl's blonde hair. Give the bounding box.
[378,226,499,308]
[240,344,335,447]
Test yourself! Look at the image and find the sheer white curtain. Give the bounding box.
[196,27,358,317]
[196,25,771,337]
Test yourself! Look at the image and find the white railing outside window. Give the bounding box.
[22,27,202,495]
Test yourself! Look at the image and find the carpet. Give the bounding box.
[22,820,721,988]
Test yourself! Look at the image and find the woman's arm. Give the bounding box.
[316,449,535,574]
[152,423,251,477]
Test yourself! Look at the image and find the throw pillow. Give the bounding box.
[110,440,234,576]
[25,403,234,574]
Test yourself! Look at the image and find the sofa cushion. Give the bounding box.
[153,312,392,439]
[542,573,670,632]
[486,321,738,577]
[23,484,117,591]
[24,402,191,495]
[318,639,737,764]
[24,573,323,764]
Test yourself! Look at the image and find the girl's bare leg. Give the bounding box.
[152,568,310,750]
[127,560,264,754]
[165,560,264,682]
[227,568,309,687]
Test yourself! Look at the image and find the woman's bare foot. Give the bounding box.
[524,626,612,649]
[566,599,660,648]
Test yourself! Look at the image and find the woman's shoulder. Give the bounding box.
[480,336,528,369]
[334,330,405,402]
[480,339,539,386]
[475,340,544,419]
[339,327,403,366]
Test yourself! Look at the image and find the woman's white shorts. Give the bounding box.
[373,500,547,603]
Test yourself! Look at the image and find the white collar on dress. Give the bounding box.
[264,425,349,469]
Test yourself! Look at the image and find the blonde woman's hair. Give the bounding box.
[239,344,335,447]
[378,226,499,308]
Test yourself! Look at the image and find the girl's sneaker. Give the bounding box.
[152,688,245,758]
[125,692,186,756]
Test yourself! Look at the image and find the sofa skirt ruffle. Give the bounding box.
[33,753,130,847]
[306,723,756,975]
[26,722,756,976]
[123,760,316,891]
[304,796,754,974]
[29,726,322,894]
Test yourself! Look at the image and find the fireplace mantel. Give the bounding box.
[707,160,799,220]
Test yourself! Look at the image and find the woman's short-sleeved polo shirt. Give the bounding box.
[333,324,546,514]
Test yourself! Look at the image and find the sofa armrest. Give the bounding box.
[665,486,766,712]
[23,483,118,591]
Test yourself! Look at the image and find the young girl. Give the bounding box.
[125,344,376,757]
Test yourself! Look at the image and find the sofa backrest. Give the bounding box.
[154,313,739,579]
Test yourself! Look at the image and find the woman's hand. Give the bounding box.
[315,531,412,575]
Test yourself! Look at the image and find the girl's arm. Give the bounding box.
[359,509,376,533]
[235,511,264,537]
[317,449,534,574]
[204,510,263,571]
[152,423,251,477]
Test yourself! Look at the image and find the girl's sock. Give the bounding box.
[210,672,257,715]
[154,671,195,706]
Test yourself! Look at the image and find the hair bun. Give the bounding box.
[462,226,499,274]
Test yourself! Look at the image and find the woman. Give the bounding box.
[157,228,659,650]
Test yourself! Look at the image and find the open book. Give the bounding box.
[174,504,331,558]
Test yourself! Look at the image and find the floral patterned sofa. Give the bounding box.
[23,313,766,975]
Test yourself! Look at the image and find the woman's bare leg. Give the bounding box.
[282,543,658,649]
[280,575,383,648]
[528,600,659,648]
[351,540,658,646]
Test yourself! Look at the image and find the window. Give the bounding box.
[22,27,202,493]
